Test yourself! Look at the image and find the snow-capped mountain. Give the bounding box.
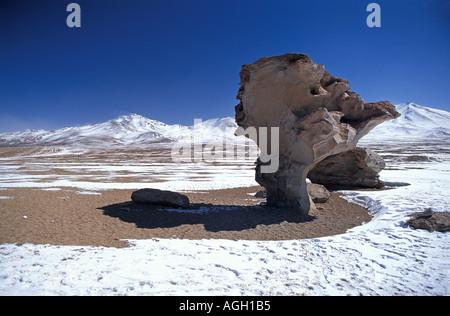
[0,114,168,147]
[0,114,239,147]
[363,102,450,142]
[1,103,448,147]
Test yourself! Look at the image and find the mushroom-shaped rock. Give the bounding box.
[235,54,399,215]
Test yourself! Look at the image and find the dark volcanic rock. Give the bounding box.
[406,209,450,232]
[131,189,190,209]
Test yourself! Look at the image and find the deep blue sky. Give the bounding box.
[1,0,449,132]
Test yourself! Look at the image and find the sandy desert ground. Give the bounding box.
[0,146,372,247]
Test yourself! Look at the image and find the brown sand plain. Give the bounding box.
[0,146,374,248]
[0,186,372,248]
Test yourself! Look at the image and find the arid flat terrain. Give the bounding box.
[0,146,374,247]
[1,141,446,248]
[0,186,371,248]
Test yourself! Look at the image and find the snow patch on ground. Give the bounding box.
[75,191,102,196]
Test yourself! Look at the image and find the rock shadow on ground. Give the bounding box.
[99,202,315,234]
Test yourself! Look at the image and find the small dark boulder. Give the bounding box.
[406,209,450,232]
[131,189,190,209]
[307,183,331,204]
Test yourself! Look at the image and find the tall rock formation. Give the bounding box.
[235,54,399,215]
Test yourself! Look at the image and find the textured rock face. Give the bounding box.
[235,54,400,215]
[254,183,331,204]
[308,147,386,188]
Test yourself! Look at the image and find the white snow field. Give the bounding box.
[0,103,449,296]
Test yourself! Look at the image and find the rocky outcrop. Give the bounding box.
[235,53,399,215]
[406,209,450,232]
[131,189,190,208]
[308,147,386,188]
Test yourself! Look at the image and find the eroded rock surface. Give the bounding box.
[235,54,399,215]
[254,183,331,204]
[308,147,386,189]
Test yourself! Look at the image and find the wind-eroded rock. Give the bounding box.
[255,183,331,204]
[308,147,386,189]
[235,53,399,215]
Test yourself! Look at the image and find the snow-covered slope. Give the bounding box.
[0,114,174,147]
[1,103,449,147]
[363,102,450,142]
[167,117,240,144]
[0,114,239,147]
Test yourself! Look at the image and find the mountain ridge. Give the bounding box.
[1,103,449,147]
[0,114,238,147]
